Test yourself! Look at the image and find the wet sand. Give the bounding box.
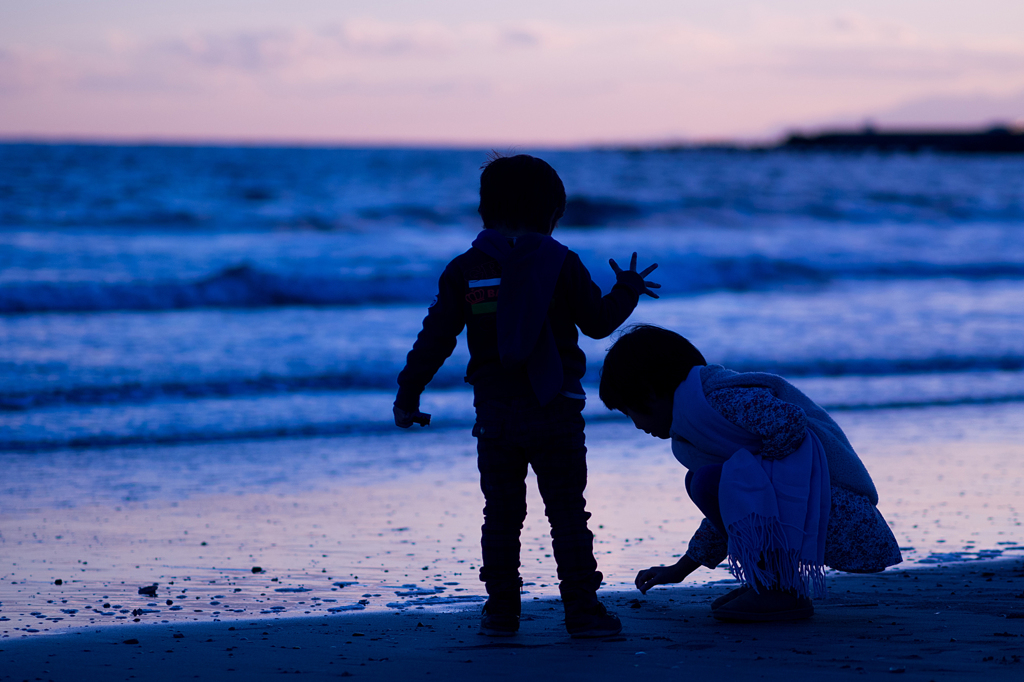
[2,558,1022,681]
[2,403,1023,681]
[2,406,1023,635]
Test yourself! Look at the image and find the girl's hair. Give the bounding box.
[599,324,707,413]
[478,154,566,232]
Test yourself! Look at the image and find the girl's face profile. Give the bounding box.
[623,396,673,439]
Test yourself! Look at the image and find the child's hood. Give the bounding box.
[471,229,568,366]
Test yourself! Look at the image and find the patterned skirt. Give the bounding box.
[685,484,903,574]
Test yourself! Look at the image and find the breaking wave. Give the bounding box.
[4,258,1024,314]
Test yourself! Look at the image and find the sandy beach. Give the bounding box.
[2,405,1023,680]
[3,408,1022,634]
[3,558,1022,681]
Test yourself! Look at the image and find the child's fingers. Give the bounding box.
[629,252,638,271]
[608,258,622,274]
[643,281,661,288]
[639,263,658,277]
[643,290,660,299]
[635,567,663,593]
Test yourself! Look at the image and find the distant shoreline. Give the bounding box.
[3,125,1024,154]
[779,125,1024,154]
[618,125,1024,155]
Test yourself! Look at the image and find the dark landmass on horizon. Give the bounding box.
[638,124,1024,154]
[780,124,1024,154]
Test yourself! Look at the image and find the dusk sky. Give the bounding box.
[2,0,1024,145]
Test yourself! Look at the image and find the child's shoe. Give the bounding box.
[711,587,813,622]
[479,597,520,637]
[564,599,622,638]
[710,584,752,610]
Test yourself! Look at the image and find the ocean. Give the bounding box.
[1,143,1022,632]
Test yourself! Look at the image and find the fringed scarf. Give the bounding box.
[671,367,831,598]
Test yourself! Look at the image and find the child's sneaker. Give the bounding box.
[479,598,520,637]
[564,600,622,638]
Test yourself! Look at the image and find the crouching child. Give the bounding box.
[599,324,902,621]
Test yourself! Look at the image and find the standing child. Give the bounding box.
[599,325,902,622]
[394,154,660,638]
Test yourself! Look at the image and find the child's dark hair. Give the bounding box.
[599,324,707,413]
[478,154,566,232]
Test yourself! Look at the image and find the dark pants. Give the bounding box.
[685,463,726,535]
[473,394,600,599]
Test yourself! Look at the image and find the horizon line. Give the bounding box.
[1,122,1021,151]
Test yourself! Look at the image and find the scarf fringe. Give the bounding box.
[726,513,827,600]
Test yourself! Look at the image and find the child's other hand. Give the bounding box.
[394,406,431,428]
[609,252,661,298]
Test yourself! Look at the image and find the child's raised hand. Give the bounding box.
[609,252,661,298]
[394,405,431,428]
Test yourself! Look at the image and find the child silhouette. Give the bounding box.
[395,154,659,637]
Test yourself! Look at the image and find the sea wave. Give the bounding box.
[3,144,1024,230]
[4,258,1024,314]
[0,420,409,453]
[4,355,1023,411]
[5,192,1024,230]
[561,192,1024,227]
[0,371,421,411]
[0,264,415,313]
[2,391,1023,452]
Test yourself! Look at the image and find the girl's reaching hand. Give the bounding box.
[634,556,700,594]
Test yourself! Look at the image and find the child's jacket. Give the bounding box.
[396,230,645,410]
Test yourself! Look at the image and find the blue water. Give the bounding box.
[2,143,1024,451]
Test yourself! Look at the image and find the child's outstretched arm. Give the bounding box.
[567,251,660,340]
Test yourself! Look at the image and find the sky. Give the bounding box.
[2,0,1024,145]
